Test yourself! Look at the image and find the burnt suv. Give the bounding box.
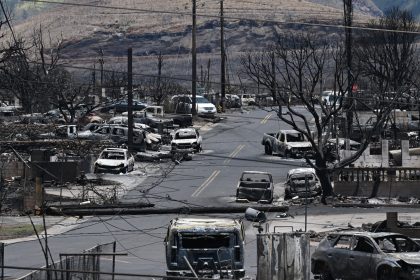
[311,232,420,280]
[284,168,321,199]
[165,218,245,279]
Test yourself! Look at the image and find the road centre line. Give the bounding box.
[191,170,221,197]
[224,144,245,164]
[260,113,273,124]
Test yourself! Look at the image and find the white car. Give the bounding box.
[171,128,202,152]
[94,148,135,174]
[171,95,216,117]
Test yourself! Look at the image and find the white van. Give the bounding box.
[240,94,256,105]
[171,95,216,117]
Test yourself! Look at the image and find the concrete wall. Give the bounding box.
[31,161,80,183]
[257,233,310,280]
[334,180,420,198]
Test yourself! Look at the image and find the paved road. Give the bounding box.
[4,107,420,279]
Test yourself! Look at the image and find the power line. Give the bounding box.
[21,0,420,35]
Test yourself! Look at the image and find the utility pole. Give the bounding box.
[92,63,97,104]
[220,0,226,112]
[344,0,353,138]
[207,59,211,91]
[98,49,104,103]
[127,48,133,151]
[191,0,197,115]
[157,52,163,100]
[271,51,276,106]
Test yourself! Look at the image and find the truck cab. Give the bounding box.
[165,218,245,279]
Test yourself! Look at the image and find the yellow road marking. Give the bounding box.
[191,170,221,197]
[224,144,245,164]
[260,113,272,124]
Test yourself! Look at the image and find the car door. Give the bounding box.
[347,236,376,279]
[327,235,352,279]
[277,133,286,155]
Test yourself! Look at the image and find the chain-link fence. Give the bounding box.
[18,241,116,280]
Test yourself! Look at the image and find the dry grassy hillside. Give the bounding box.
[6,0,380,86]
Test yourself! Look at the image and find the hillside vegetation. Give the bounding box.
[1,0,384,83]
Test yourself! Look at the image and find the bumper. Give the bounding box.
[198,111,216,117]
[289,189,321,198]
[94,165,126,174]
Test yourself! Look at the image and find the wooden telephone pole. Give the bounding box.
[220,0,226,112]
[191,0,197,115]
[344,0,353,138]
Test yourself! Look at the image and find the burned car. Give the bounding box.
[94,148,135,174]
[312,232,420,280]
[284,168,321,200]
[236,171,274,203]
[165,218,245,279]
[171,128,202,153]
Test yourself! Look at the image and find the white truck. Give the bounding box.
[261,129,313,158]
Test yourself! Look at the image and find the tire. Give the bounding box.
[320,266,334,280]
[195,145,201,153]
[377,267,395,280]
[264,143,272,155]
[284,150,291,158]
[284,188,292,200]
[122,167,128,174]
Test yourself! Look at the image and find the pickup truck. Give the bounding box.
[261,129,313,158]
[123,105,193,128]
[236,171,274,203]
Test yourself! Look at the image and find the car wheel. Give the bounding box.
[377,266,395,280]
[320,266,334,280]
[284,150,291,158]
[264,143,272,155]
[284,188,292,200]
[122,167,128,174]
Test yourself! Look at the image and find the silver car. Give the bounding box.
[311,232,420,280]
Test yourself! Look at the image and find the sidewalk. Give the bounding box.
[0,216,84,244]
[268,211,420,234]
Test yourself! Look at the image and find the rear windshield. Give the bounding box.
[180,233,232,249]
[100,152,125,160]
[241,173,271,182]
[290,174,315,182]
